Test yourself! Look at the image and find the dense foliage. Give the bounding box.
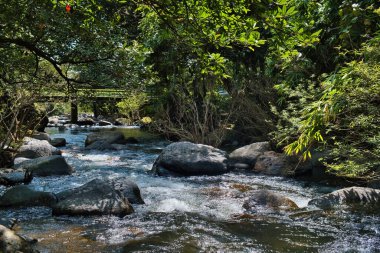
[1,0,379,179]
[272,0,380,178]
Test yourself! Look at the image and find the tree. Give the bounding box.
[271,0,380,179]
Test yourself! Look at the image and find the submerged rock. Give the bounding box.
[228,142,270,169]
[0,185,57,207]
[308,186,380,211]
[85,131,126,150]
[0,225,38,253]
[16,138,61,159]
[16,155,74,177]
[243,189,298,212]
[53,179,134,217]
[152,141,229,176]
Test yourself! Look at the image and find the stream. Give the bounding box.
[1,127,379,252]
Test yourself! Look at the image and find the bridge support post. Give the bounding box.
[93,101,98,119]
[71,101,78,124]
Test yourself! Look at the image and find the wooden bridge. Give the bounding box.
[37,88,130,102]
[37,88,132,123]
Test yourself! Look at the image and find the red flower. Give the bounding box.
[65,4,71,13]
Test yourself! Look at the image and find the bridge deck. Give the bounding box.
[37,88,131,102]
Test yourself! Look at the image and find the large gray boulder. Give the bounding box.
[0,225,38,253]
[152,141,228,176]
[16,138,61,159]
[243,189,298,212]
[85,131,126,150]
[53,179,134,217]
[308,187,380,211]
[107,178,145,204]
[228,142,270,169]
[0,185,57,207]
[16,155,74,177]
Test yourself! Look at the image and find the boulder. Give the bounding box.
[50,138,66,147]
[151,141,228,176]
[84,131,126,150]
[98,120,113,126]
[49,116,59,125]
[31,132,51,142]
[53,179,133,216]
[16,155,74,177]
[0,225,38,253]
[243,189,298,212]
[0,185,57,207]
[14,157,31,166]
[253,151,290,176]
[16,138,61,159]
[77,118,95,126]
[228,142,270,169]
[0,172,33,186]
[308,187,380,211]
[107,178,144,204]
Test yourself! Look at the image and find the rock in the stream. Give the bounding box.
[16,138,61,159]
[98,120,113,126]
[152,141,229,176]
[0,185,57,207]
[16,155,74,177]
[243,189,298,212]
[107,178,145,204]
[0,225,38,253]
[0,172,33,186]
[31,132,51,142]
[308,187,380,211]
[77,118,95,126]
[49,138,66,147]
[14,157,31,166]
[53,179,133,217]
[85,131,126,150]
[253,151,290,176]
[228,142,271,169]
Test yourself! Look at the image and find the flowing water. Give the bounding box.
[1,127,379,253]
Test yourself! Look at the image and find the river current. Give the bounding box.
[0,127,379,252]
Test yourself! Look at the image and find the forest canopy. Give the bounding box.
[1,0,379,179]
